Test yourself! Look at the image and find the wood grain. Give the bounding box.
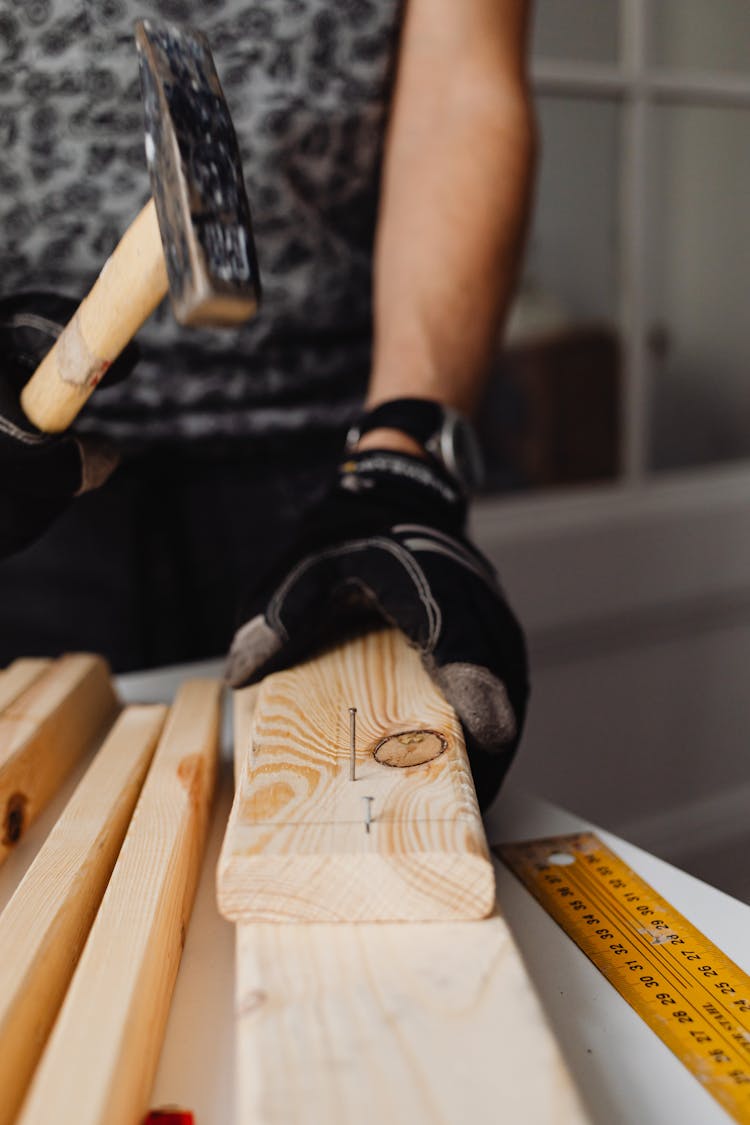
[0,704,167,1125]
[17,679,221,1125]
[0,660,50,714]
[233,683,261,791]
[0,654,118,864]
[217,630,495,923]
[231,678,589,1124]
[235,916,588,1125]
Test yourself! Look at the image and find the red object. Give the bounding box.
[143,1111,194,1125]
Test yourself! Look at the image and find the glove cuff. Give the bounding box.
[346,398,484,494]
[338,449,468,531]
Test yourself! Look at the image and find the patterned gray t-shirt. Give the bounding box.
[0,0,403,445]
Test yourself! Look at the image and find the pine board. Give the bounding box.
[0,660,50,714]
[18,679,222,1125]
[217,630,495,923]
[231,675,589,1125]
[235,916,588,1125]
[0,654,118,864]
[0,704,167,1125]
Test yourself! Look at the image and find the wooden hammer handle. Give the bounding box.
[20,199,168,433]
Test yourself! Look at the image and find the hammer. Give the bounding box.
[20,19,261,434]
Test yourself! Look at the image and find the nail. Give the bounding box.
[362,795,374,834]
[349,706,357,781]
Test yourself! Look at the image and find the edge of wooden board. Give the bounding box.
[217,634,495,923]
[17,678,222,1125]
[0,703,167,1125]
[219,848,496,923]
[0,660,51,714]
[0,654,119,862]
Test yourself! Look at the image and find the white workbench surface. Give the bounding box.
[3,661,748,1125]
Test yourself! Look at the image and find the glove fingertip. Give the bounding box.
[74,437,120,494]
[226,614,284,688]
[433,661,519,755]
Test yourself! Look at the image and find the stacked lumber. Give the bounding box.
[0,656,222,1125]
[220,631,589,1124]
[0,705,166,1125]
[1,635,587,1123]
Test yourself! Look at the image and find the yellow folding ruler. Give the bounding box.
[497,833,750,1124]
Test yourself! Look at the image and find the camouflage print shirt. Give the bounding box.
[0,0,403,446]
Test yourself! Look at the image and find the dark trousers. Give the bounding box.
[0,444,338,673]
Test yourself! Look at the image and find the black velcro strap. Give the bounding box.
[354,398,444,446]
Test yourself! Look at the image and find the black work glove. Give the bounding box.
[227,449,529,810]
[0,292,138,557]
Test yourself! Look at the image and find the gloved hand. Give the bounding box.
[227,448,529,810]
[0,292,138,557]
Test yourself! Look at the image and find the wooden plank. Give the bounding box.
[0,659,50,714]
[17,679,222,1125]
[217,630,495,923]
[0,654,119,864]
[232,682,589,1124]
[235,917,589,1125]
[0,704,167,1125]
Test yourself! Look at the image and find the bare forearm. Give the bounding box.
[367,0,536,418]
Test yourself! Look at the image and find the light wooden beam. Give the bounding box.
[18,679,222,1125]
[230,675,588,1124]
[0,704,167,1125]
[0,659,50,714]
[0,654,118,864]
[217,630,495,923]
[235,917,588,1124]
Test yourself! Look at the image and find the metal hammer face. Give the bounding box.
[135,19,261,327]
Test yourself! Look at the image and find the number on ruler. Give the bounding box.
[500,834,750,1125]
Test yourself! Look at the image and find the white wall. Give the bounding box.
[473,464,750,902]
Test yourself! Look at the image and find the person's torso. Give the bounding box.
[1,0,403,444]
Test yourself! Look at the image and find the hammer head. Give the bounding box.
[135,19,261,327]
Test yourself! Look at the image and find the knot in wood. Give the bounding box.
[3,792,27,846]
[373,729,447,769]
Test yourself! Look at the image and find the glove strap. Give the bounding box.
[346,398,445,449]
[346,398,484,494]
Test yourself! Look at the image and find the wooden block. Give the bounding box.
[17,679,222,1125]
[217,630,495,923]
[0,659,50,714]
[0,654,119,863]
[231,689,588,1124]
[235,917,588,1125]
[0,704,167,1125]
